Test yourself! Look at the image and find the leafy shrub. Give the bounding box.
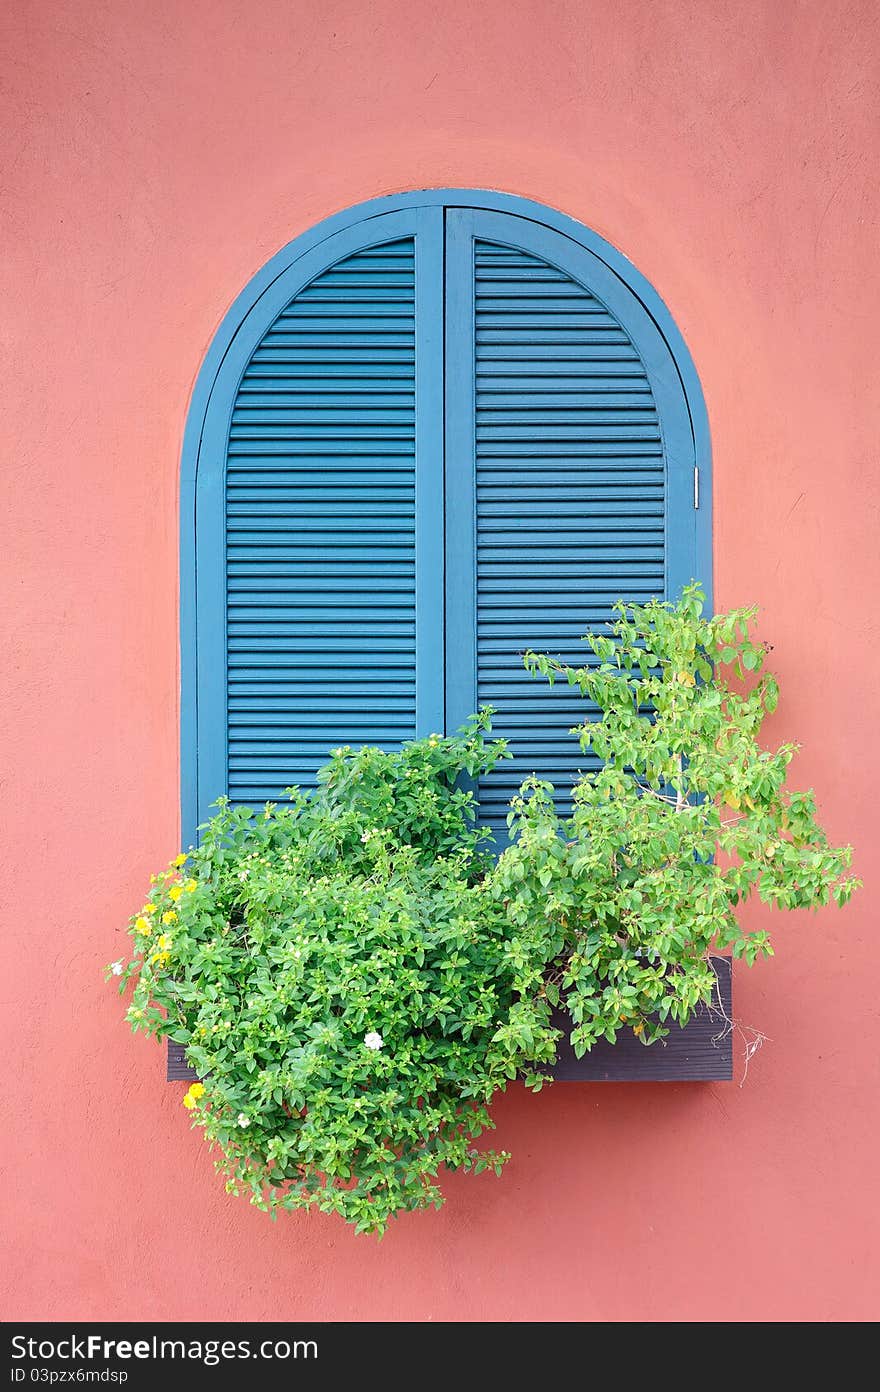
[110,588,859,1230]
[108,713,557,1234]
[492,584,860,1056]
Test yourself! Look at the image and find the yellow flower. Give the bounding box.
[169,884,183,902]
[162,910,177,925]
[143,903,156,914]
[182,1081,205,1110]
[150,950,170,967]
[184,879,198,894]
[134,916,152,935]
[157,934,173,951]
[173,853,188,867]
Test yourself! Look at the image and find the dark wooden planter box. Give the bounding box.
[168,956,732,1084]
[550,956,732,1081]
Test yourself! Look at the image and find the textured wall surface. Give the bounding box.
[2,0,878,1322]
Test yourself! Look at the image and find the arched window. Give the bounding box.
[181,191,711,844]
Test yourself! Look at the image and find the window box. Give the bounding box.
[549,956,732,1082]
[167,957,732,1084]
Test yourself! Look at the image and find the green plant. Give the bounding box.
[107,713,557,1235]
[109,587,860,1232]
[492,584,860,1057]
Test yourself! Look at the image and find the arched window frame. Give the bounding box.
[180,189,712,845]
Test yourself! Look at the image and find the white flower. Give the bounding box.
[363,1031,384,1051]
[110,960,124,976]
[237,1113,250,1128]
[360,831,371,843]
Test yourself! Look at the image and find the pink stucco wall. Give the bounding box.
[2,0,878,1322]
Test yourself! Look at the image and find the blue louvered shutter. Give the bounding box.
[193,209,444,825]
[190,200,700,841]
[445,209,697,841]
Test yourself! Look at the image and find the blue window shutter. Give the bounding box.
[192,208,444,828]
[184,195,709,846]
[445,208,699,839]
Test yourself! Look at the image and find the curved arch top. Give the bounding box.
[180,190,713,843]
[181,188,711,486]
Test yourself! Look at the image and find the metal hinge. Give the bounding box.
[694,466,700,510]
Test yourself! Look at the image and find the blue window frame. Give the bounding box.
[180,191,712,845]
